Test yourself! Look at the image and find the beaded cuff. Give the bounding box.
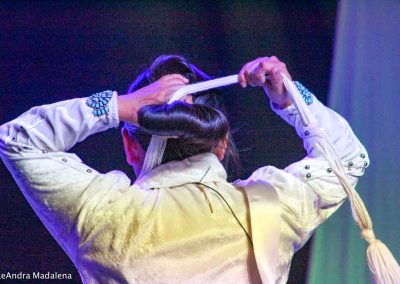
[86,90,113,117]
[294,81,314,105]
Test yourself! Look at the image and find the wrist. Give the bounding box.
[262,85,292,109]
[272,99,292,109]
[117,94,140,124]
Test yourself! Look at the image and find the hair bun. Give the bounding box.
[139,101,228,139]
[137,101,229,161]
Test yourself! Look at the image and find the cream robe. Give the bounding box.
[0,92,369,283]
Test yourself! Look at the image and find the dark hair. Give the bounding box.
[125,55,240,175]
[138,102,229,164]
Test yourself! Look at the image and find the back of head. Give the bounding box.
[125,55,240,176]
[127,55,222,108]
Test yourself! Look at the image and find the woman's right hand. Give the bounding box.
[238,56,292,108]
[117,74,188,124]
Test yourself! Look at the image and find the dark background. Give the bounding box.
[0,1,337,283]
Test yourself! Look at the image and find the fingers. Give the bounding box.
[153,75,188,102]
[159,74,189,84]
[239,56,290,88]
[239,57,269,88]
[256,61,282,89]
[143,74,189,104]
[244,60,264,87]
[160,78,189,88]
[161,84,187,102]
[253,61,273,86]
[268,67,283,90]
[239,62,252,87]
[180,94,193,104]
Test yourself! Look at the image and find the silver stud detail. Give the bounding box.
[62,158,67,162]
[304,131,310,136]
[348,161,353,167]
[360,153,365,159]
[364,161,368,167]
[42,149,48,154]
[86,169,92,173]
[305,165,310,170]
[306,173,311,178]
[327,168,332,173]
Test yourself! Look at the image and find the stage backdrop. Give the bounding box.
[0,1,337,283]
[308,0,400,283]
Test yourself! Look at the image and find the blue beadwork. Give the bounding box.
[294,81,314,105]
[86,90,113,117]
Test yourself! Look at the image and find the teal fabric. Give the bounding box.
[308,1,400,283]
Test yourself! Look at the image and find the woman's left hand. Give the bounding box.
[238,56,292,108]
[118,74,189,124]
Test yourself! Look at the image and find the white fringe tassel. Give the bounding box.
[281,74,400,284]
[139,135,167,178]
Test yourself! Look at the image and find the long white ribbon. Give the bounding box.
[168,75,239,103]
